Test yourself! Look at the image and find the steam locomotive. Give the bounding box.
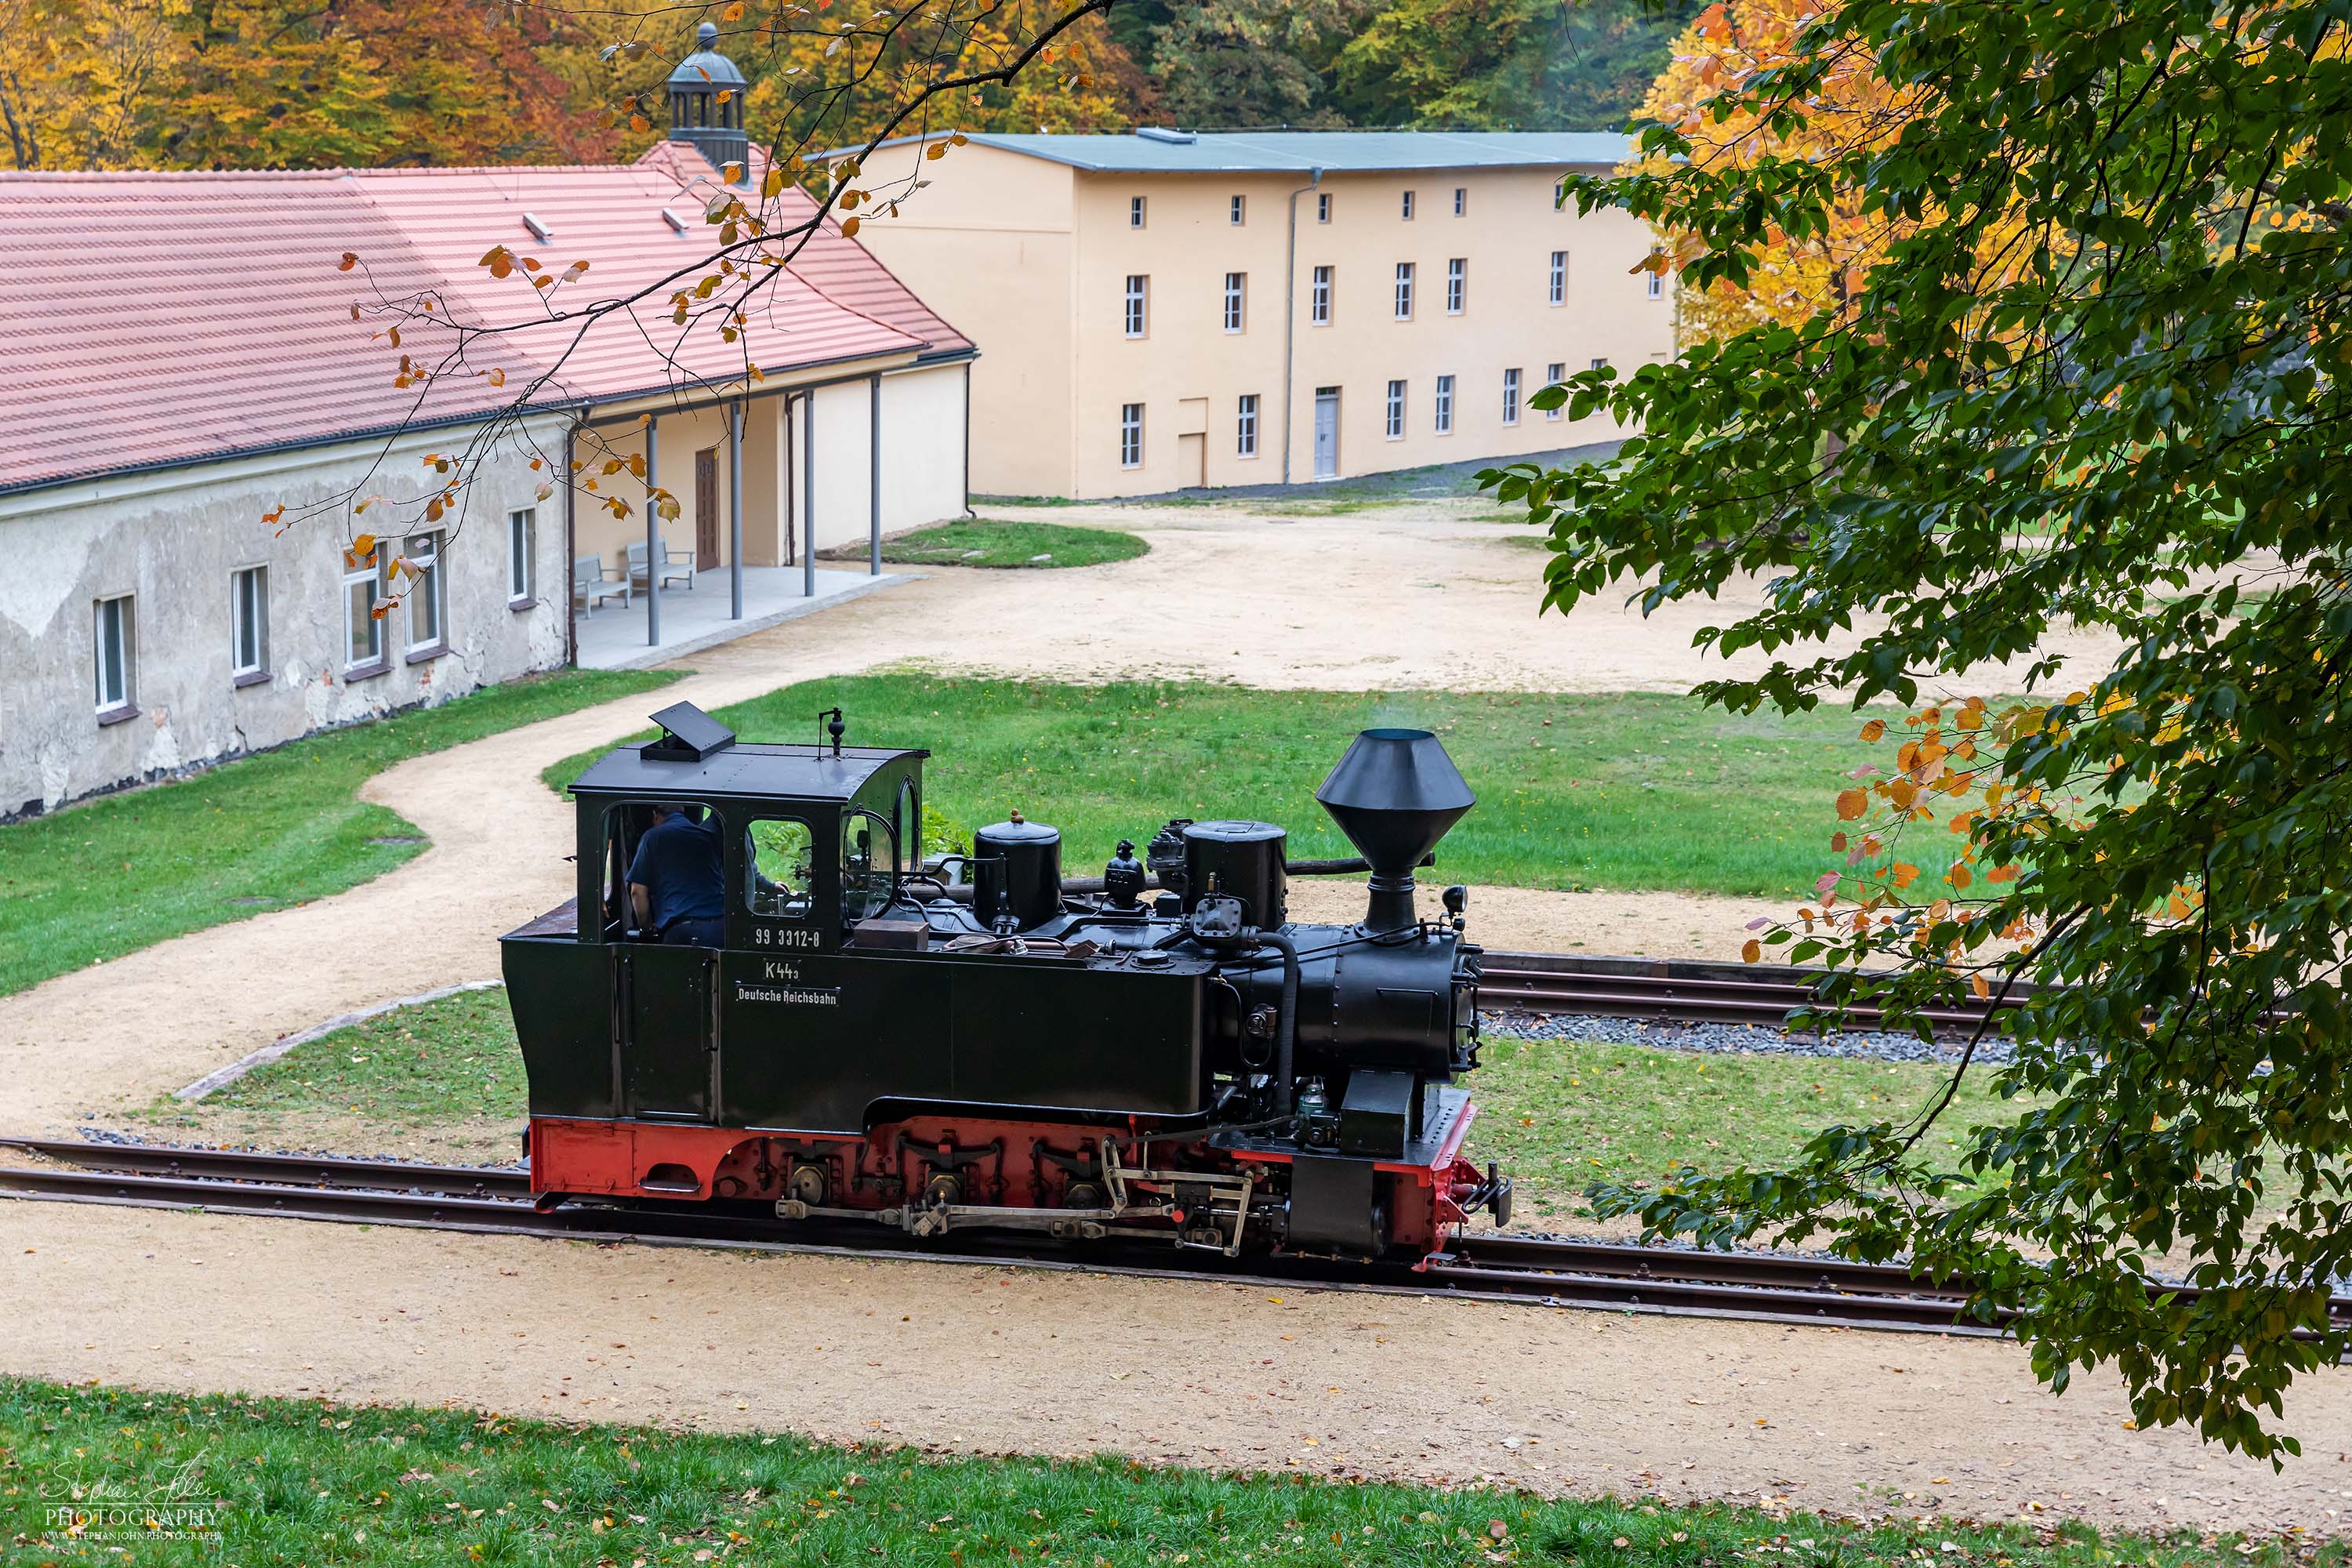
[502,702,1511,1258]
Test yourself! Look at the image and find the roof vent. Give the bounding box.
[641,701,736,763]
[522,212,554,242]
[661,206,690,234]
[1134,126,1197,145]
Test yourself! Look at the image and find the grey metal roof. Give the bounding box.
[855,130,1631,174]
[570,742,923,803]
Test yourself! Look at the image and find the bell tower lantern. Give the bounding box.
[667,22,749,179]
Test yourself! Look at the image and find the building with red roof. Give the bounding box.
[0,27,974,818]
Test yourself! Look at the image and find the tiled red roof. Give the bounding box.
[0,147,972,494]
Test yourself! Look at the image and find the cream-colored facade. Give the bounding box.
[842,133,1672,499]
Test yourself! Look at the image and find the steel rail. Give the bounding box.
[1475,951,2000,1032]
[11,1145,2344,1340]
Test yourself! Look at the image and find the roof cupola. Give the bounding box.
[667,22,749,180]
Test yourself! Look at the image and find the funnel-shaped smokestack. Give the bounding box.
[1316,728,1474,931]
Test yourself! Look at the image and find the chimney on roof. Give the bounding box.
[667,21,750,182]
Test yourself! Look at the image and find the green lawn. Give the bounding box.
[1476,1035,2024,1224]
[0,1377,2278,1567]
[825,518,1149,569]
[136,985,527,1150]
[0,667,676,996]
[544,676,1878,898]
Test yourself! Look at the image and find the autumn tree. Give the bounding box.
[1334,0,1698,132]
[1489,0,2352,1455]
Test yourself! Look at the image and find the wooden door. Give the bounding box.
[695,445,720,569]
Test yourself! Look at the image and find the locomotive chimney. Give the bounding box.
[1314,728,1474,933]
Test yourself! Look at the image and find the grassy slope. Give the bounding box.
[543,675,1880,900]
[1476,1035,2025,1222]
[0,1378,2275,1566]
[829,518,1150,569]
[0,667,676,996]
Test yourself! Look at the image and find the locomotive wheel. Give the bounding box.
[1064,1179,1106,1210]
[924,1172,964,1207]
[786,1162,829,1207]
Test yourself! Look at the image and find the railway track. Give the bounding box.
[10,1138,2346,1340]
[1477,950,2007,1032]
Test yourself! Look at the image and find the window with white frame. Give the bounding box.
[1129,194,1145,228]
[1120,403,1143,468]
[1445,257,1465,314]
[343,543,388,670]
[1123,274,1147,337]
[1434,374,1454,435]
[231,565,268,679]
[506,507,535,604]
[1548,249,1566,306]
[93,593,134,714]
[1452,187,1465,216]
[405,531,445,654]
[1236,394,1259,457]
[1221,271,1246,333]
[1311,265,1332,325]
[1385,379,1405,440]
[1229,194,1246,225]
[1590,356,1610,371]
[1400,190,1415,220]
[1316,191,1330,223]
[1544,362,1565,421]
[1392,262,1414,320]
[1646,267,1667,299]
[1503,367,1522,426]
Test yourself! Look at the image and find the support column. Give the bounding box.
[644,415,661,647]
[869,372,883,575]
[728,397,744,620]
[802,391,816,598]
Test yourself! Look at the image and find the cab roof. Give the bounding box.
[568,741,924,804]
[566,704,924,804]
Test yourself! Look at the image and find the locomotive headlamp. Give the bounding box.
[1442,884,1468,916]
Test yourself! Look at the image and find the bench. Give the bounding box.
[626,539,696,594]
[572,555,630,615]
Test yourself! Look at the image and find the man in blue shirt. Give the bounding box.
[627,801,725,946]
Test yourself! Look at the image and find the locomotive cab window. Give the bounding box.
[841,809,898,924]
[744,818,816,920]
[599,800,727,942]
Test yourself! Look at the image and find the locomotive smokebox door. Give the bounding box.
[1290,1155,1385,1253]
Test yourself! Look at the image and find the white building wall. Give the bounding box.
[788,365,969,558]
[0,416,570,817]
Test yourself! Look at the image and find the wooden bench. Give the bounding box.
[626,539,697,593]
[572,555,630,615]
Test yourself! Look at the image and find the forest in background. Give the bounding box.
[0,0,1697,172]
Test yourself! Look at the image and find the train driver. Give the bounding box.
[628,800,724,946]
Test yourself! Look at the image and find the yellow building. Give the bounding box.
[837,129,1671,499]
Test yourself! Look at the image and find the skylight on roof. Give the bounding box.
[522,212,554,242]
[662,207,689,234]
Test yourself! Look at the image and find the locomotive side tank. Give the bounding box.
[501,703,1509,1257]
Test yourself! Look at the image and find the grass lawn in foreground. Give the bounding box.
[544,674,1878,899]
[0,667,677,996]
[1476,1034,2025,1225]
[824,517,1149,568]
[0,1378,2278,1567]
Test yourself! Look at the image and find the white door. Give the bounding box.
[1312,389,1339,479]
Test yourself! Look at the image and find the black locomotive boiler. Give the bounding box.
[502,702,1511,1258]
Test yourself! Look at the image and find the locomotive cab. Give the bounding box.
[502,704,1509,1258]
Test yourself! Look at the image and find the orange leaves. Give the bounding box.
[1890,862,1921,888]
[1860,718,1886,742]
[762,167,787,199]
[343,533,378,569]
[840,216,861,238]
[480,245,514,278]
[1835,788,1868,820]
[1741,938,1762,963]
[1947,862,1973,891]
[1987,863,2019,884]
[1970,974,1991,1000]
[339,252,358,272]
